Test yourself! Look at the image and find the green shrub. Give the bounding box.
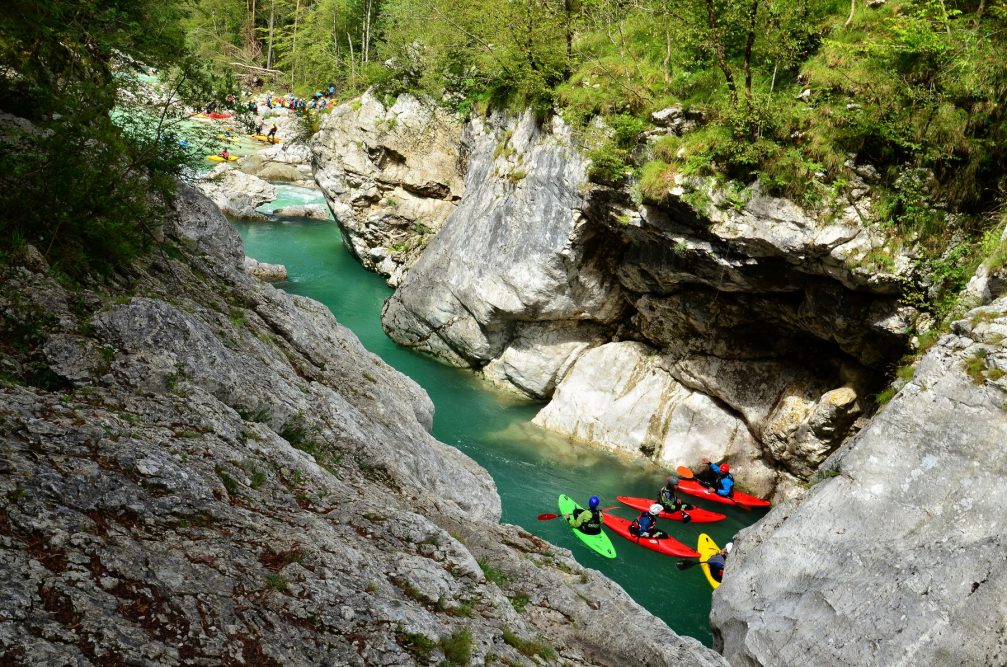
[440,628,473,666]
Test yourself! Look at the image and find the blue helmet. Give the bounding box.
[589,496,600,509]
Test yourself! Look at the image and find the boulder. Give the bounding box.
[271,204,332,220]
[243,256,288,281]
[194,165,276,221]
[532,342,776,497]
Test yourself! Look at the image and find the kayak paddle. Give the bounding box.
[675,465,695,479]
[676,557,720,570]
[538,507,617,521]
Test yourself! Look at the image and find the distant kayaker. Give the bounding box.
[658,476,695,523]
[629,504,667,539]
[700,457,735,498]
[705,541,733,583]
[266,124,278,143]
[566,496,604,535]
[219,148,230,160]
[256,122,264,135]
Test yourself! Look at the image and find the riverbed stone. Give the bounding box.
[195,165,276,221]
[243,256,288,281]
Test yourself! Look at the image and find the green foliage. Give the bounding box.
[509,593,530,613]
[265,573,290,592]
[477,557,509,586]
[875,387,898,406]
[964,350,988,384]
[0,1,235,277]
[396,626,438,661]
[439,628,473,666]
[501,630,554,660]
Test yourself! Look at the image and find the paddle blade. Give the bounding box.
[537,513,561,521]
[676,466,695,479]
[676,559,700,570]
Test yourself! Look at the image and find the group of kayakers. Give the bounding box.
[563,457,748,585]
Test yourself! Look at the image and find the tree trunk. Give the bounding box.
[564,0,574,76]
[363,0,373,64]
[663,15,672,84]
[347,32,356,85]
[705,0,737,105]
[844,0,855,27]
[266,0,275,70]
[291,0,301,90]
[743,0,759,105]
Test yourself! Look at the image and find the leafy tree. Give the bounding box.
[0,0,234,276]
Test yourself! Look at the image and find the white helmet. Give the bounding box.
[724,542,734,554]
[649,503,664,515]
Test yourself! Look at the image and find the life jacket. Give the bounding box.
[632,512,656,536]
[578,508,602,535]
[719,472,735,497]
[707,554,726,582]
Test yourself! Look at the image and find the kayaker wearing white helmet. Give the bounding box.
[706,541,734,583]
[629,503,668,539]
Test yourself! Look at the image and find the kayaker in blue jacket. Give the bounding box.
[701,457,735,497]
[629,504,668,539]
[706,542,733,582]
[567,496,605,535]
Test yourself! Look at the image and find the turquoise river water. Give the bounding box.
[234,199,767,646]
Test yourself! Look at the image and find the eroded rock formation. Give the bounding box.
[312,91,465,285]
[314,94,915,496]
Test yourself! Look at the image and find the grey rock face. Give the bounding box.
[711,297,1007,666]
[195,165,277,221]
[312,91,465,285]
[243,256,289,281]
[0,185,724,666]
[381,111,624,381]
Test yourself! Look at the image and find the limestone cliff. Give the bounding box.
[710,296,1007,666]
[0,185,723,665]
[312,95,915,498]
[312,91,465,285]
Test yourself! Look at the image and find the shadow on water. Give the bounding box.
[235,214,768,646]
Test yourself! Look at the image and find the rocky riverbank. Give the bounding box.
[0,184,724,665]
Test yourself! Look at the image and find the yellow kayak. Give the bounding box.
[216,134,240,143]
[249,134,282,143]
[698,533,722,590]
[206,155,239,162]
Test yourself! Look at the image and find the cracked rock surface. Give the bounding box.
[0,184,724,666]
[711,297,1007,666]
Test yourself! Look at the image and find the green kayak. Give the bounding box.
[558,494,617,559]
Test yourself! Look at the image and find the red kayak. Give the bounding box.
[602,513,700,558]
[676,479,771,508]
[206,112,233,119]
[616,496,726,523]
